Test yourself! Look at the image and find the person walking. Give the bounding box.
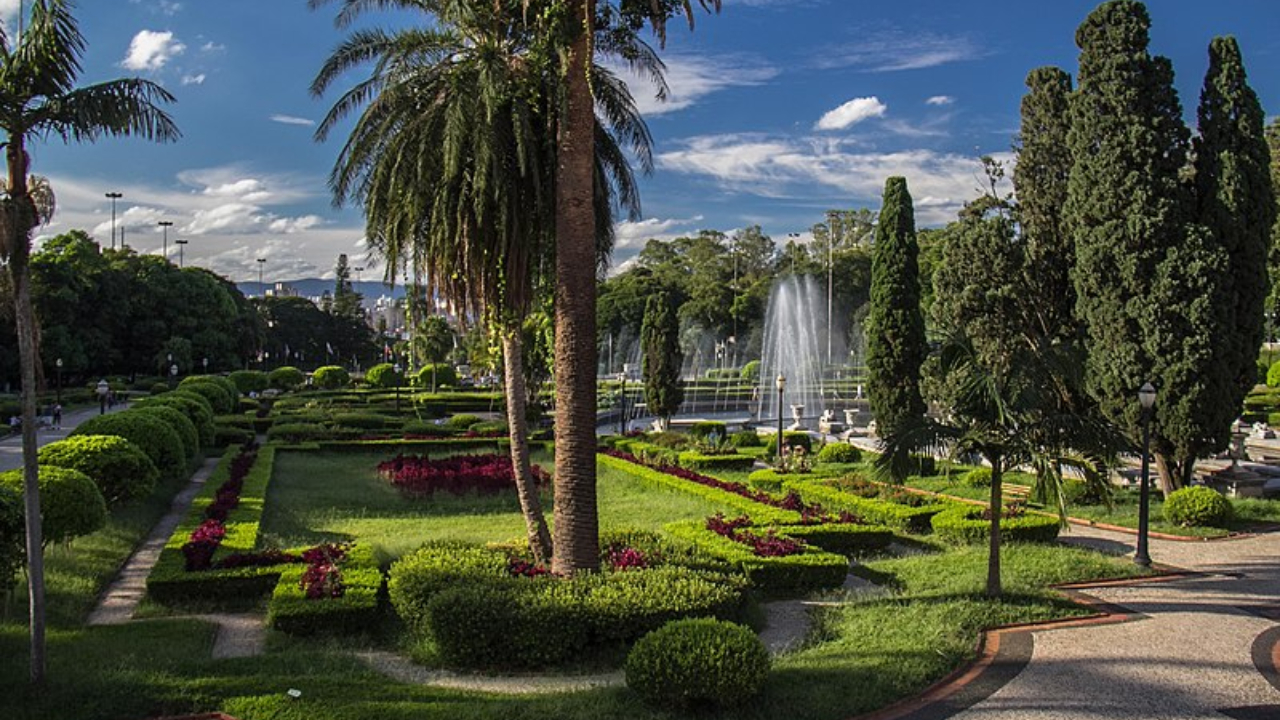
[52,403,62,430]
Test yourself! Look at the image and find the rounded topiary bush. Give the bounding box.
[740,360,761,382]
[729,430,762,448]
[765,431,812,456]
[312,365,351,390]
[177,379,235,415]
[135,393,215,447]
[0,484,24,590]
[134,404,200,461]
[625,618,770,710]
[365,363,402,389]
[416,363,457,389]
[389,543,510,632]
[269,366,306,391]
[71,411,186,480]
[0,466,107,546]
[1163,486,1232,528]
[1268,361,1280,388]
[229,370,270,395]
[964,467,993,488]
[446,413,483,429]
[689,421,727,441]
[37,435,159,504]
[816,442,862,464]
[332,412,391,430]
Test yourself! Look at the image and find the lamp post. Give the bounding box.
[827,214,835,367]
[257,258,266,292]
[170,362,178,389]
[105,192,122,250]
[617,371,627,435]
[1135,382,1157,567]
[393,362,402,413]
[202,357,209,375]
[96,379,109,415]
[158,220,173,259]
[776,373,786,457]
[175,239,189,268]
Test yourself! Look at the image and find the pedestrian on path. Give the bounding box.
[52,403,62,430]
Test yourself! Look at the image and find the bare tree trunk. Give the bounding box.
[501,329,552,563]
[986,454,1003,598]
[550,0,600,577]
[7,138,45,684]
[1153,451,1178,497]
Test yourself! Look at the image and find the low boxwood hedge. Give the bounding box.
[770,523,894,556]
[662,521,849,595]
[266,544,383,635]
[782,478,950,533]
[929,504,1061,544]
[676,452,756,472]
[599,454,799,525]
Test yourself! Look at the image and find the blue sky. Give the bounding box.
[11,0,1280,283]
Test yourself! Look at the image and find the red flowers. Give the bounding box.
[182,443,259,571]
[300,543,349,599]
[605,545,651,571]
[704,513,807,557]
[508,557,551,578]
[377,453,551,497]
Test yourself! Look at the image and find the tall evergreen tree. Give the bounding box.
[1267,118,1280,316]
[641,291,683,429]
[1194,35,1275,415]
[866,176,926,439]
[1067,0,1198,492]
[1014,66,1076,343]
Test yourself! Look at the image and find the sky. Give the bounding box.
[8,0,1280,284]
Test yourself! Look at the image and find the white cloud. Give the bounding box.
[121,30,186,72]
[926,95,955,106]
[814,32,984,72]
[0,0,20,36]
[815,97,887,131]
[658,134,1009,225]
[181,73,206,86]
[613,55,777,116]
[270,114,316,127]
[200,41,226,53]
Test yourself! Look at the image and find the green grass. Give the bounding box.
[259,448,737,561]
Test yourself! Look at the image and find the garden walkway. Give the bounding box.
[892,525,1280,720]
[0,403,128,473]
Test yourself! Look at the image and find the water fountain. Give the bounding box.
[756,275,840,424]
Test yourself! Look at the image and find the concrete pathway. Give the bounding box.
[356,651,625,694]
[917,525,1280,720]
[0,403,129,473]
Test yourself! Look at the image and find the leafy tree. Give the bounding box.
[866,177,926,439]
[641,291,683,429]
[0,0,177,684]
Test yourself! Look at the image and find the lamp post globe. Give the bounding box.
[393,363,403,413]
[1135,382,1157,567]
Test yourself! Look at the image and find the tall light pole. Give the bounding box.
[776,373,786,458]
[157,220,173,259]
[354,265,364,284]
[393,362,403,414]
[618,371,627,435]
[827,212,838,366]
[105,192,122,250]
[175,239,189,268]
[1135,382,1157,567]
[55,358,62,406]
[257,258,266,291]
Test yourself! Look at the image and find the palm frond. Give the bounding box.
[31,78,178,144]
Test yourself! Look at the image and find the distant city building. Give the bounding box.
[266,281,299,298]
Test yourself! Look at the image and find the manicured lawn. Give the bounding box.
[260,447,736,560]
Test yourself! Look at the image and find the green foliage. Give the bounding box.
[675,452,755,472]
[1162,486,1232,527]
[866,176,926,438]
[689,421,727,440]
[663,521,849,594]
[625,618,770,710]
[445,413,482,429]
[37,435,159,504]
[764,431,812,456]
[229,370,271,395]
[426,581,587,669]
[312,365,351,389]
[331,412,391,430]
[598,454,799,525]
[0,484,24,591]
[1266,362,1280,388]
[740,360,761,381]
[135,392,216,447]
[388,543,510,632]
[72,411,186,480]
[213,425,254,447]
[730,430,763,448]
[267,546,383,635]
[178,377,236,414]
[269,366,307,391]
[816,443,862,464]
[468,420,507,434]
[365,363,401,389]
[964,468,993,488]
[929,505,1060,545]
[783,478,950,533]
[0,466,107,546]
[266,423,360,443]
[642,291,684,423]
[134,404,200,461]
[415,363,457,389]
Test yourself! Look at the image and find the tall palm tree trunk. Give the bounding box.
[986,454,1003,598]
[7,140,46,684]
[551,0,600,576]
[501,328,552,562]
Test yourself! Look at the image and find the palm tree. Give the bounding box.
[311,0,654,564]
[0,0,178,683]
[550,0,720,575]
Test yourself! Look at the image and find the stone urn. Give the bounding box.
[789,404,805,431]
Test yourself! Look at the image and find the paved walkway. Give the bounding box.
[0,403,128,472]
[914,525,1280,720]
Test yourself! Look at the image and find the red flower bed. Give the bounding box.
[507,557,551,578]
[604,544,651,571]
[181,442,259,571]
[377,452,551,497]
[705,513,807,557]
[299,543,350,599]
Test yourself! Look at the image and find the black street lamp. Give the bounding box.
[776,373,786,458]
[175,239,189,268]
[1135,381,1157,567]
[170,362,179,389]
[158,220,173,259]
[617,371,627,435]
[55,358,63,406]
[105,191,122,250]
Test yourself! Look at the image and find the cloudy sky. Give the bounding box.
[9,0,1280,283]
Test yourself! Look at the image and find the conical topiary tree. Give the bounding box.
[641,291,683,430]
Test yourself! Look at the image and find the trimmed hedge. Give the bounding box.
[445,413,483,429]
[765,431,812,456]
[676,452,756,472]
[626,618,769,710]
[771,523,894,556]
[229,370,270,395]
[663,521,849,594]
[331,412,393,430]
[929,504,1061,544]
[134,405,200,461]
[782,478,950,533]
[266,423,361,444]
[365,363,401,389]
[729,430,763,448]
[599,454,799,525]
[0,484,22,590]
[72,411,186,481]
[312,365,351,390]
[136,392,216,448]
[388,542,510,633]
[415,363,457,388]
[213,425,254,447]
[689,421,727,440]
[1163,486,1232,528]
[816,443,862,464]
[37,435,159,504]
[0,466,107,546]
[963,467,993,488]
[178,379,236,415]
[269,366,307,391]
[266,544,383,635]
[426,582,586,669]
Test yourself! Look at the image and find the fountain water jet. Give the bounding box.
[757,276,839,424]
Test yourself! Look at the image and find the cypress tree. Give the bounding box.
[1014,66,1076,343]
[1067,1,1192,483]
[1194,36,1275,408]
[867,176,926,438]
[641,291,683,429]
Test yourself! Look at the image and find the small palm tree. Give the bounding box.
[0,0,178,683]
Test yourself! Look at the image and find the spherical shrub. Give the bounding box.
[1268,361,1280,388]
[1163,486,1232,528]
[416,363,457,388]
[964,467,993,488]
[388,543,510,632]
[72,411,186,480]
[134,405,200,461]
[135,393,215,447]
[150,382,170,396]
[765,431,812,456]
[181,375,240,408]
[0,484,24,591]
[467,420,507,435]
[177,379,235,414]
[689,421,727,441]
[312,365,351,390]
[37,435,159,504]
[229,370,270,395]
[625,618,770,710]
[365,363,402,389]
[816,443,862,464]
[269,366,306,391]
[446,413,482,429]
[0,466,107,546]
[729,430,762,448]
[332,412,391,430]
